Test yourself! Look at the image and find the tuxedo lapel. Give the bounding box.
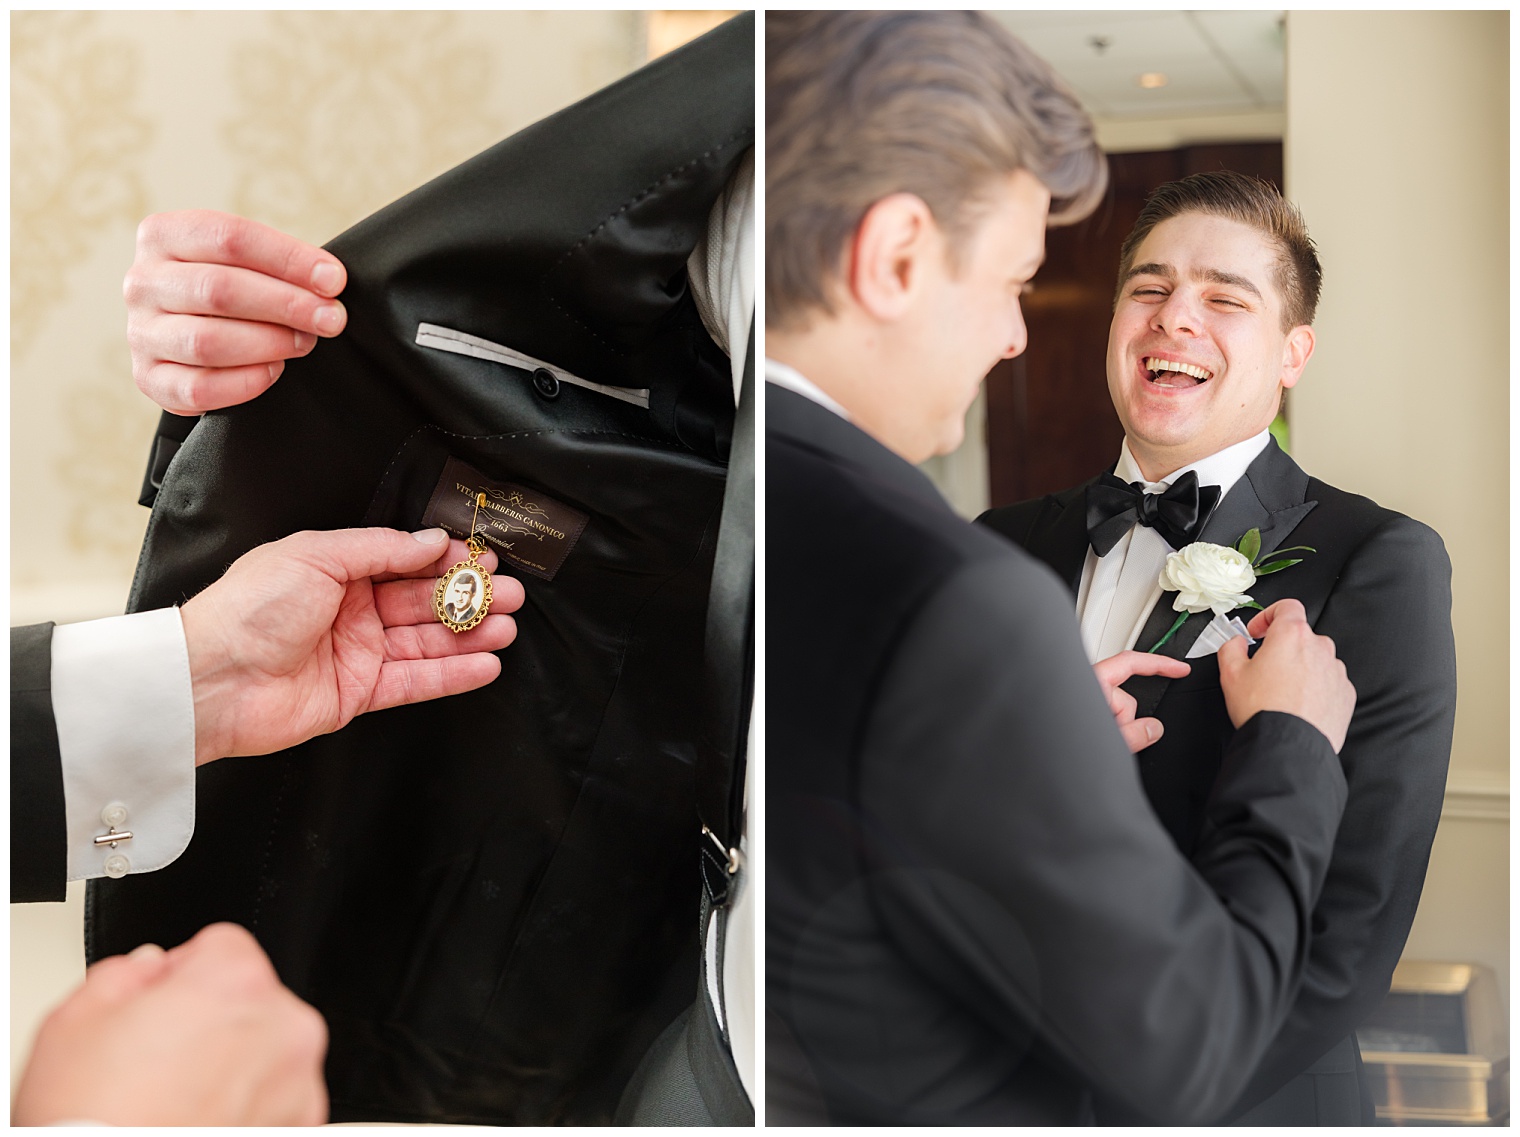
[1123,595,1214,717]
[1027,479,1098,597]
[1125,440,1318,719]
[1197,440,1317,562]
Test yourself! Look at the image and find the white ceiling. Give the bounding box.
[991,10,1285,119]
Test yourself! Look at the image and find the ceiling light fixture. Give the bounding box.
[1137,72,1169,89]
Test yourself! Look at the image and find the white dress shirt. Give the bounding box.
[765,358,852,421]
[50,608,196,882]
[1076,431,1271,663]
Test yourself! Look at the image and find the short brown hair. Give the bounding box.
[766,11,1107,330]
[1116,171,1323,330]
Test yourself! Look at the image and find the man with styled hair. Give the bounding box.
[980,169,1456,1125]
[444,572,479,623]
[768,12,1359,1125]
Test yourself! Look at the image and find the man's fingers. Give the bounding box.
[128,260,347,338]
[373,540,501,582]
[375,573,524,625]
[1107,685,1137,722]
[126,212,345,414]
[1093,649,1191,689]
[424,540,499,579]
[438,541,499,577]
[369,653,504,712]
[81,946,172,1006]
[1216,634,1249,680]
[137,210,346,297]
[286,527,457,584]
[136,361,284,415]
[384,613,518,660]
[298,525,522,606]
[1119,717,1164,753]
[137,313,319,370]
[1245,597,1308,639]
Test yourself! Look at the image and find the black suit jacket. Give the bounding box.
[12,623,68,903]
[979,439,1456,1124]
[88,16,753,1126]
[768,386,1352,1125]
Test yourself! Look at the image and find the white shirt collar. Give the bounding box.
[1114,429,1272,495]
[764,358,852,422]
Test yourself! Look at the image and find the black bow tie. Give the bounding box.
[1085,469,1221,557]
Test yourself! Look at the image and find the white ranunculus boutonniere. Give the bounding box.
[1147,527,1315,653]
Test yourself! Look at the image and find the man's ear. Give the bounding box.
[847,193,938,322]
[1279,324,1315,389]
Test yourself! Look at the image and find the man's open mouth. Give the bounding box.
[1143,356,1214,388]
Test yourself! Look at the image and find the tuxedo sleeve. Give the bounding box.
[1226,514,1457,1116]
[12,623,68,902]
[857,555,1348,1125]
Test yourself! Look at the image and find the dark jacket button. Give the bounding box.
[532,368,560,399]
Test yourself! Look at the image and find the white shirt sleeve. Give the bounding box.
[50,608,196,881]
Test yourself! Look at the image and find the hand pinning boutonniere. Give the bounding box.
[1146,527,1317,653]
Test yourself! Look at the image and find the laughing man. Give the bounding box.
[979,170,1457,1125]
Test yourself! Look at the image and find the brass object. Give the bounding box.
[435,493,494,633]
[1358,961,1508,1125]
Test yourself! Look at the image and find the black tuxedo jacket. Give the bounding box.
[12,623,68,903]
[767,386,1354,1125]
[979,439,1456,1124]
[88,16,752,1126]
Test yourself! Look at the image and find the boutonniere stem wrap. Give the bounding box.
[1147,527,1316,653]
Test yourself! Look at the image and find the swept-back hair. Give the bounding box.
[1117,170,1323,330]
[766,11,1107,330]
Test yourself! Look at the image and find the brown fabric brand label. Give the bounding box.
[421,457,590,582]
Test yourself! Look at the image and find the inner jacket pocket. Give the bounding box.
[416,322,652,409]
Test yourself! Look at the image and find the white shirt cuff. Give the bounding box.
[52,608,196,881]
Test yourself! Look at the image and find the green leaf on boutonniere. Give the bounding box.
[1253,558,1304,576]
[1238,601,1265,610]
[1267,545,1317,558]
[1235,527,1262,563]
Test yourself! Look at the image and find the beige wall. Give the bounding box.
[1285,11,1509,1002]
[10,9,647,1091]
[1095,108,1284,155]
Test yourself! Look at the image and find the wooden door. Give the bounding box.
[984,141,1283,507]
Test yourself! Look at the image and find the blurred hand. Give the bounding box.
[1218,599,1356,752]
[125,210,348,414]
[13,923,327,1126]
[1092,651,1191,752]
[181,527,525,765]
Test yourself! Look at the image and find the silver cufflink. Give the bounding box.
[96,802,133,849]
[96,803,133,875]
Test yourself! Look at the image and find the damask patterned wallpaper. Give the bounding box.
[11,10,646,622]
